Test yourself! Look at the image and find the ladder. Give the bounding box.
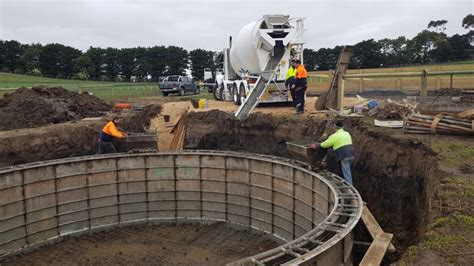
[235,46,285,120]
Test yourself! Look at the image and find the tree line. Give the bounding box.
[0,15,472,80]
[0,41,215,81]
[304,14,473,70]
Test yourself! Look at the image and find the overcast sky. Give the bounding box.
[0,0,472,52]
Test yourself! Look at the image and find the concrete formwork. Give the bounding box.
[0,151,362,265]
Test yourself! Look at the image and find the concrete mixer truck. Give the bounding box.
[212,15,305,120]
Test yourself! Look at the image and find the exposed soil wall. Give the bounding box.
[0,104,161,168]
[185,111,439,259]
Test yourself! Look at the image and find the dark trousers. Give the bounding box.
[97,140,117,154]
[290,87,296,106]
[294,78,307,112]
[294,87,305,112]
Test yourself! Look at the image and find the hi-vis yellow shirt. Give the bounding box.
[320,129,353,150]
[286,66,297,80]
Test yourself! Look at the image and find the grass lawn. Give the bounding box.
[0,72,215,100]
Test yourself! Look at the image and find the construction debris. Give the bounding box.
[370,99,415,120]
[374,119,404,128]
[404,113,474,135]
[461,89,474,102]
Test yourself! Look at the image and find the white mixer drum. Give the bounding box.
[229,20,263,76]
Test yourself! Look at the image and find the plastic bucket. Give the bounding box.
[198,99,205,109]
[191,99,199,108]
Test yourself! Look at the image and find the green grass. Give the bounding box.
[0,72,215,100]
[431,140,474,166]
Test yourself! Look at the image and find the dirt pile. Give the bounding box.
[0,86,110,131]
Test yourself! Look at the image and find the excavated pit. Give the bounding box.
[185,110,439,261]
[0,104,438,264]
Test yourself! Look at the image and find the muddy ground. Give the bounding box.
[0,93,472,264]
[2,223,278,265]
[0,86,110,131]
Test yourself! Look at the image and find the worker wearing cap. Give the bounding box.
[97,116,128,154]
[309,121,355,184]
[285,60,297,106]
[292,59,308,114]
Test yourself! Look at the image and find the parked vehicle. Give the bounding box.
[158,75,200,96]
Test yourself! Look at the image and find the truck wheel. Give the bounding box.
[239,83,246,105]
[194,86,200,95]
[179,87,185,96]
[232,83,241,105]
[213,83,223,101]
[162,92,168,97]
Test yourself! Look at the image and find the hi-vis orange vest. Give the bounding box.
[296,64,308,79]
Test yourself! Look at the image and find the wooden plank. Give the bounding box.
[361,205,396,253]
[360,232,393,266]
[337,76,344,109]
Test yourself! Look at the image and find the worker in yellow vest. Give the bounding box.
[309,121,355,184]
[285,60,297,106]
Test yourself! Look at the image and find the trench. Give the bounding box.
[185,110,438,261]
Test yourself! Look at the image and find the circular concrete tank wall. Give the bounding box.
[0,151,362,265]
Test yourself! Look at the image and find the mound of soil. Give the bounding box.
[0,86,110,131]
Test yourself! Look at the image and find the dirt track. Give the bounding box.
[2,223,278,265]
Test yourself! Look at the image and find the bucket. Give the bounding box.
[191,99,199,108]
[198,99,205,109]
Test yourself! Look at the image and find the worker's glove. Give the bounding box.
[309,143,317,149]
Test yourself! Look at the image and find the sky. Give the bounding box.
[0,0,472,52]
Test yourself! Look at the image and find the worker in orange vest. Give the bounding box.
[97,116,128,154]
[292,59,308,114]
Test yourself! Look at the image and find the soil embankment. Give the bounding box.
[0,86,110,131]
[185,110,439,260]
[0,86,161,167]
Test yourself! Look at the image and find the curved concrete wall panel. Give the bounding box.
[0,151,362,265]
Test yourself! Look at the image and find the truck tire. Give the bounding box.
[239,83,246,105]
[232,83,241,105]
[213,83,223,101]
[162,92,169,97]
[179,87,185,96]
[194,85,200,95]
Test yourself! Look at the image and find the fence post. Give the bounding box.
[358,69,364,93]
[396,68,402,91]
[420,69,428,102]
